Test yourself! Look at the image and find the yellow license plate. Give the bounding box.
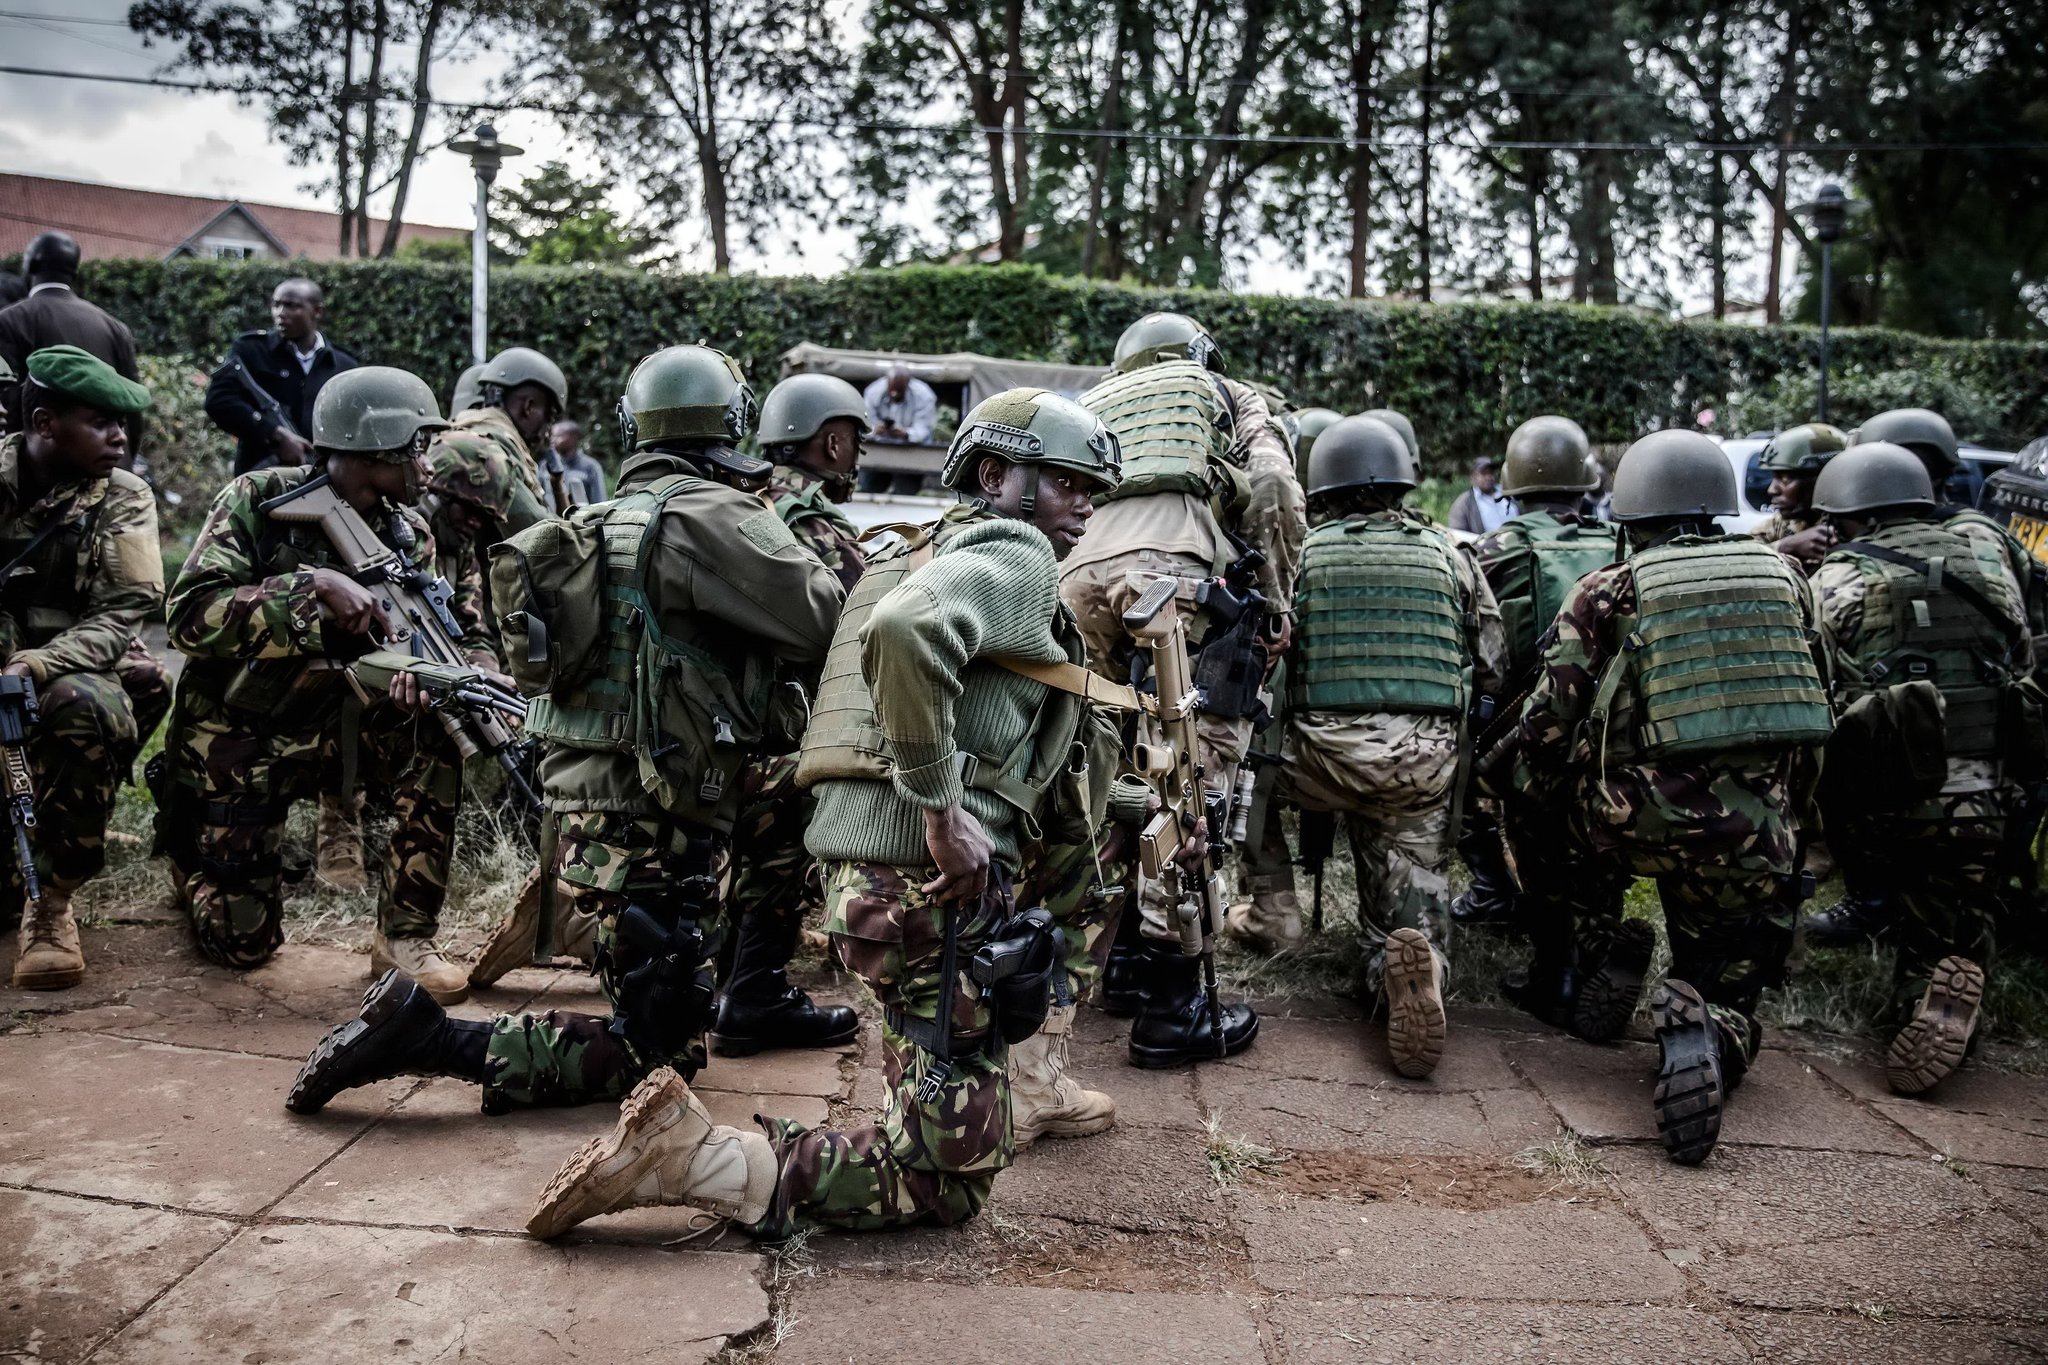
[2011,513,2048,564]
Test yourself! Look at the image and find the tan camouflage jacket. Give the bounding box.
[1222,377,1307,608]
[0,432,162,684]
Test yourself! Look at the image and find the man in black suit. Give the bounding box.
[203,277,359,472]
[0,233,142,438]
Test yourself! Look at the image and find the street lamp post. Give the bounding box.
[1800,182,1850,424]
[446,122,524,365]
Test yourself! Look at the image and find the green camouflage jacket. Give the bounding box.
[767,463,865,592]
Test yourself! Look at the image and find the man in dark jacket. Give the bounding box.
[0,233,142,439]
[203,277,359,472]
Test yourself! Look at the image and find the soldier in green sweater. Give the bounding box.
[525,387,1142,1241]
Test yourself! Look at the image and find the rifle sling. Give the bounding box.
[1840,540,2025,652]
[992,656,1153,714]
[0,504,78,602]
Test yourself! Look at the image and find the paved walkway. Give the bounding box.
[4,922,2045,1363]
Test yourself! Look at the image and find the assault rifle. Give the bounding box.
[259,474,540,810]
[1123,575,1230,1057]
[217,354,299,471]
[0,675,42,910]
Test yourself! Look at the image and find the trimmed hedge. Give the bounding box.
[76,258,2048,476]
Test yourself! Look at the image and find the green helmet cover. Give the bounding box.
[448,363,485,416]
[1358,408,1420,463]
[312,365,448,460]
[940,388,1123,494]
[1812,440,1936,514]
[1609,429,1736,522]
[1502,415,1596,496]
[618,345,758,451]
[1112,312,1225,374]
[1760,422,1848,473]
[1856,408,1959,472]
[478,346,569,411]
[758,373,869,449]
[1306,415,1418,496]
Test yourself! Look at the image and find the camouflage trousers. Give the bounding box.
[162,690,462,969]
[1246,713,1459,992]
[1065,545,1254,947]
[1825,784,2012,1019]
[116,638,173,753]
[749,838,1122,1239]
[1511,767,1802,1063]
[722,754,814,979]
[2,669,145,905]
[481,813,730,1112]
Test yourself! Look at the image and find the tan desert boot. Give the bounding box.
[1382,926,1446,1079]
[528,1066,776,1240]
[1009,1004,1115,1147]
[371,931,469,1005]
[1226,876,1303,954]
[1887,955,1985,1097]
[12,883,84,990]
[315,790,369,891]
[469,869,599,988]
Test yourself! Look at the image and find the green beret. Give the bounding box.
[25,345,152,416]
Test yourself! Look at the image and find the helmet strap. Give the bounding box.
[1019,463,1041,517]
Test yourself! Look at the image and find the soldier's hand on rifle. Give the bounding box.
[272,426,316,466]
[922,802,994,903]
[1776,524,1837,570]
[1176,810,1211,873]
[0,662,29,681]
[310,567,390,638]
[1264,613,1293,669]
[387,669,426,715]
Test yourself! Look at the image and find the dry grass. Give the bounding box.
[1200,1111,1284,1187]
[1513,1131,1610,1183]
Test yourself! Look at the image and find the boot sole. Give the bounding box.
[1652,980,1724,1165]
[1887,956,1984,1097]
[711,1021,861,1058]
[1573,919,1655,1043]
[1383,928,1446,1079]
[12,960,85,990]
[528,1068,693,1240]
[369,947,469,1007]
[1015,1111,1117,1146]
[286,970,419,1115]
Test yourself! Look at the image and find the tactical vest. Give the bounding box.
[1081,360,1235,507]
[523,473,769,815]
[1596,536,1832,760]
[0,497,91,647]
[1492,514,1618,676]
[796,517,1088,819]
[1287,516,1468,716]
[772,472,858,543]
[1830,519,2024,760]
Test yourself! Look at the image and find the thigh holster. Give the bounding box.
[600,849,721,1066]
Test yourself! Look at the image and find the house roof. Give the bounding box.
[0,172,467,262]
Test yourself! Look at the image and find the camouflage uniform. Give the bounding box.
[423,411,552,663]
[766,464,865,594]
[160,465,488,968]
[1751,507,1821,547]
[0,433,163,901]
[1510,551,1822,1065]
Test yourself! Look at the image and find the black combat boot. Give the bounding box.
[1570,919,1655,1042]
[711,905,858,1057]
[1098,906,1146,1016]
[285,970,491,1115]
[1127,945,1259,1068]
[1801,891,1894,947]
[1450,819,1521,929]
[1650,978,1724,1165]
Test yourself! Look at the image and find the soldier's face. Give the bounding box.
[32,402,127,479]
[1769,471,1814,512]
[980,458,1096,560]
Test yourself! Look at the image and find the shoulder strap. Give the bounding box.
[0,500,79,584]
[991,655,1152,714]
[1838,540,2023,649]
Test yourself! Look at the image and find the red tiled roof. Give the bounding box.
[0,172,467,262]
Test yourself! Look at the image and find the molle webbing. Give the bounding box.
[1494,516,1618,673]
[1288,518,1467,715]
[1621,538,1831,758]
[1080,359,1229,504]
[795,528,936,790]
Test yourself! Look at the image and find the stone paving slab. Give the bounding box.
[1217,1014,1524,1091]
[991,1125,1236,1235]
[0,1188,236,1364]
[1800,1046,2048,1121]
[0,1031,407,1216]
[1233,1194,1686,1302]
[1197,1066,1556,1157]
[92,1221,768,1364]
[1734,1311,2048,1363]
[1605,1145,2048,1320]
[1870,1095,2048,1169]
[1265,1297,1753,1364]
[1067,1037,1206,1130]
[777,1282,1268,1364]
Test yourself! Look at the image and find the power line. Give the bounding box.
[2,64,2044,154]
[0,8,133,23]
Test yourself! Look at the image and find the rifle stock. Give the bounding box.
[0,675,42,908]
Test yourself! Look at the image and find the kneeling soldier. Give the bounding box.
[3,346,162,989]
[524,387,1135,1240]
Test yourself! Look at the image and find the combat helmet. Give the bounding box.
[757,373,869,452]
[618,343,760,462]
[940,388,1123,504]
[1608,430,1735,522]
[1502,415,1597,497]
[312,366,447,460]
[448,363,485,416]
[1857,408,1958,473]
[1113,312,1225,374]
[1305,415,1418,496]
[1359,408,1420,463]
[1292,407,1342,481]
[1760,422,1849,472]
[1813,441,1935,515]
[477,346,569,412]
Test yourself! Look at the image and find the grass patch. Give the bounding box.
[1201,1111,1284,1187]
[1514,1131,1609,1183]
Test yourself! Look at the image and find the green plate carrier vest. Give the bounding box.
[1597,536,1832,760]
[1493,514,1618,677]
[522,473,768,814]
[1831,519,2024,760]
[1080,359,1234,507]
[795,518,1087,820]
[1287,516,1468,716]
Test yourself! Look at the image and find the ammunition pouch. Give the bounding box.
[1192,609,1269,720]
[970,905,1064,1045]
[1822,678,1948,814]
[601,865,720,1071]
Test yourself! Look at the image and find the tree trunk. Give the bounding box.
[337,0,356,256]
[1711,152,1727,318]
[353,0,388,258]
[1417,0,1435,302]
[1764,4,1802,325]
[1345,5,1376,298]
[1081,6,1126,278]
[693,3,730,272]
[998,0,1030,261]
[377,0,445,257]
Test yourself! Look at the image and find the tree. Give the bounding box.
[491,160,666,265]
[129,0,476,257]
